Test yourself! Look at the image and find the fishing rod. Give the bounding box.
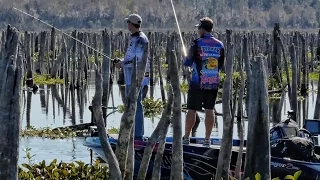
[169,0,187,57]
[12,7,116,62]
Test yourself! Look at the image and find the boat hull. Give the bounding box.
[83,136,320,179]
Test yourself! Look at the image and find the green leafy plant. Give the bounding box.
[19,148,109,179]
[243,171,302,180]
[118,97,165,118]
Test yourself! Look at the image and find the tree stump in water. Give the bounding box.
[0,25,24,180]
[244,55,270,179]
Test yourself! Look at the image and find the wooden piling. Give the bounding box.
[244,55,270,180]
[115,39,149,178]
[0,25,23,180]
[215,41,234,180]
[290,44,298,121]
[169,49,183,180]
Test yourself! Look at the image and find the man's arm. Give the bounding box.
[218,47,225,71]
[135,37,150,76]
[183,41,197,67]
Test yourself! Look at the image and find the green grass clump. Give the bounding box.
[33,74,64,85]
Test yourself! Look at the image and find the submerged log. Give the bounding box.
[244,55,270,179]
[0,25,23,180]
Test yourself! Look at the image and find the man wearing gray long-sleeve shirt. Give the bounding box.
[115,14,150,140]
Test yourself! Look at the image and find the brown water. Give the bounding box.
[18,73,319,165]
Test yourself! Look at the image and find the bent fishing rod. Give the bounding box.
[12,7,116,62]
[169,0,187,57]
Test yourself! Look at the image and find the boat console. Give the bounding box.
[270,110,320,162]
[270,110,315,144]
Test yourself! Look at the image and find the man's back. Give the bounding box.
[122,31,150,86]
[187,33,225,90]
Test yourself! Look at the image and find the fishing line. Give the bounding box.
[12,7,113,61]
[169,0,187,57]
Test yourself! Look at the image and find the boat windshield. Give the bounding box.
[283,126,298,138]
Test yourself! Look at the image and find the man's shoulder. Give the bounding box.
[212,37,224,47]
[137,31,149,43]
[190,38,200,47]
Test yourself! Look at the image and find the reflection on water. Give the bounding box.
[19,137,92,164]
[19,75,319,163]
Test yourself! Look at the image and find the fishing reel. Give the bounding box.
[112,58,121,64]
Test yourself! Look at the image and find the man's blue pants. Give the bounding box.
[125,85,144,140]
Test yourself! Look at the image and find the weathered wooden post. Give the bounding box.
[91,65,122,180]
[215,42,234,180]
[115,39,148,178]
[314,32,320,119]
[271,23,282,84]
[301,35,308,94]
[36,31,46,74]
[0,25,23,180]
[25,31,34,88]
[244,55,270,179]
[290,43,298,121]
[137,85,173,180]
[51,37,67,78]
[234,40,246,179]
[169,48,183,180]
[101,30,111,119]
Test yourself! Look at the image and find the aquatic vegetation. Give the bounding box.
[20,126,86,139]
[118,97,165,118]
[108,127,120,134]
[19,148,109,180]
[20,126,119,139]
[32,74,64,85]
[164,81,189,93]
[88,54,103,63]
[242,171,302,180]
[142,97,165,118]
[88,50,124,63]
[161,63,169,68]
[32,51,54,61]
[269,92,283,100]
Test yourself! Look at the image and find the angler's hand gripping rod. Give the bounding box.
[12,7,114,62]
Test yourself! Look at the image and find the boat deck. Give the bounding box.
[108,134,246,152]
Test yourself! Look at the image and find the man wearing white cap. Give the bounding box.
[115,14,150,140]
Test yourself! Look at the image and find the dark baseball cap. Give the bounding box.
[195,17,214,32]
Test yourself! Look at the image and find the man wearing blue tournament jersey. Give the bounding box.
[115,14,150,140]
[182,17,225,147]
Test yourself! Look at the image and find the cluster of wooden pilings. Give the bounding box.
[0,23,320,179]
[0,23,319,128]
[0,24,318,93]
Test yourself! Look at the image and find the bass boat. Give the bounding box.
[83,111,320,179]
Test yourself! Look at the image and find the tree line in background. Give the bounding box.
[0,0,319,31]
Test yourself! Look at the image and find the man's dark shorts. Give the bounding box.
[187,88,218,111]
